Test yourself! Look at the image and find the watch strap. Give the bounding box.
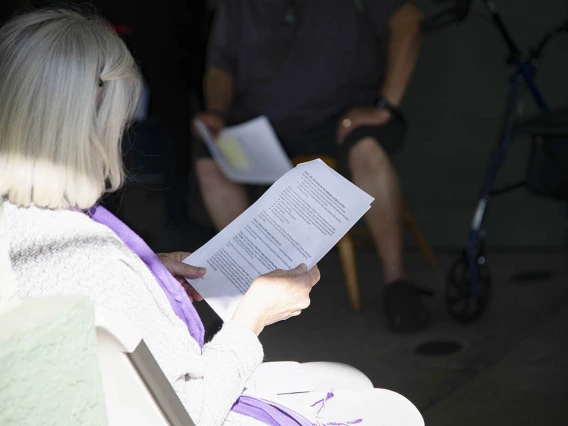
[376,97,407,127]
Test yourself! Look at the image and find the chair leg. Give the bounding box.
[402,201,438,269]
[336,233,361,312]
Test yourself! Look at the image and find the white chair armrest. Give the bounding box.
[95,308,195,426]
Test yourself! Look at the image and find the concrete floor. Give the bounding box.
[115,183,568,426]
[254,250,568,426]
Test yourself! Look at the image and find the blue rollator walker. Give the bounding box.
[422,0,568,323]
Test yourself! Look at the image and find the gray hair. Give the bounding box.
[0,9,141,209]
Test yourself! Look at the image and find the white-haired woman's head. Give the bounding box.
[0,9,141,209]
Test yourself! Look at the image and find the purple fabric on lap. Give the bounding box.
[233,396,312,426]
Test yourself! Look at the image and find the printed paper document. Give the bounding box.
[184,159,374,322]
[195,115,293,184]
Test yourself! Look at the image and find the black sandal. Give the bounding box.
[382,280,432,333]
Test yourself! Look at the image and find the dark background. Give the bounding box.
[405,0,568,248]
[3,0,566,249]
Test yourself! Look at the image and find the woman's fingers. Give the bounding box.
[286,263,308,275]
[157,252,206,279]
[156,253,206,302]
[169,260,206,279]
[232,263,321,334]
[304,265,321,286]
[289,264,320,287]
[182,282,204,302]
[190,288,204,302]
[171,251,193,261]
[176,262,207,279]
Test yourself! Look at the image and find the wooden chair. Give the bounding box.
[292,155,437,312]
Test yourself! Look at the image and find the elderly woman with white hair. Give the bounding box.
[0,9,423,426]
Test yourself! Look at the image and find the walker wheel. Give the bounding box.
[445,253,491,324]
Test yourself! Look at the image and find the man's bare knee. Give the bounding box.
[348,137,390,176]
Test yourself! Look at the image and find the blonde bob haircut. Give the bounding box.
[0,9,141,209]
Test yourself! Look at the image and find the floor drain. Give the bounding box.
[415,339,464,356]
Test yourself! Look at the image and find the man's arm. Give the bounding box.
[204,66,235,115]
[194,0,238,136]
[380,2,423,107]
[337,2,422,142]
[194,67,235,137]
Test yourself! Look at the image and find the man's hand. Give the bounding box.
[336,107,392,144]
[192,111,225,138]
[157,251,206,302]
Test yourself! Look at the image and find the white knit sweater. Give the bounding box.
[5,202,267,426]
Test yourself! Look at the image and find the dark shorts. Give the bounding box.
[194,113,406,180]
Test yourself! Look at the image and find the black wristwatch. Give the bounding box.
[375,96,407,126]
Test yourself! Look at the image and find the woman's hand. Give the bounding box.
[232,264,321,336]
[157,251,206,302]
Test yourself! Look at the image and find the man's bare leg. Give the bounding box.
[348,137,405,284]
[195,158,249,230]
[348,137,429,332]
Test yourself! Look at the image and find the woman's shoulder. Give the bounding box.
[7,201,125,253]
[5,201,165,319]
[5,201,145,283]
[5,201,204,385]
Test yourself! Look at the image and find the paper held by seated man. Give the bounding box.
[184,159,374,323]
[195,115,293,184]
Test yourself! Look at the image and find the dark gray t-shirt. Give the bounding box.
[208,0,406,148]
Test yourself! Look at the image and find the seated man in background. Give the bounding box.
[195,0,429,332]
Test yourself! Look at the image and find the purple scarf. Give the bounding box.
[89,204,205,346]
[89,205,312,426]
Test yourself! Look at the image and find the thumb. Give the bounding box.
[287,263,308,276]
[170,261,207,279]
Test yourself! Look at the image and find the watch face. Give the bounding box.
[376,99,388,110]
